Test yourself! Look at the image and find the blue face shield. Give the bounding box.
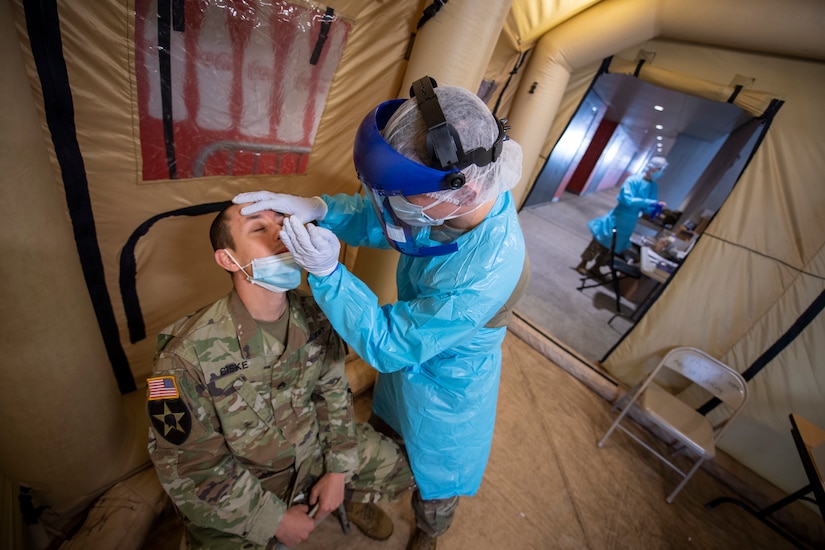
[353,77,507,257]
[354,99,460,256]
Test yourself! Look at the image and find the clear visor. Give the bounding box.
[362,182,457,257]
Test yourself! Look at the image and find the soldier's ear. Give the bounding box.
[215,249,240,272]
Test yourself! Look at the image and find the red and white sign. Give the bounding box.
[135,0,350,180]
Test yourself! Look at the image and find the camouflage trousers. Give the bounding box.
[182,422,414,549]
[411,489,459,538]
[369,415,459,538]
[579,237,610,270]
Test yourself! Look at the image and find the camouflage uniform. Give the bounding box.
[579,237,610,272]
[147,290,414,549]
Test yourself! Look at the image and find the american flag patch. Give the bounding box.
[147,376,179,400]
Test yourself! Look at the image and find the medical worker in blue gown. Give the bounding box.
[234,77,527,550]
[576,156,668,278]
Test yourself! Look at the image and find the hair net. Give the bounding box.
[382,85,522,206]
[646,156,668,171]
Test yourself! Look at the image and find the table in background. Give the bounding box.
[624,246,678,321]
[706,413,825,549]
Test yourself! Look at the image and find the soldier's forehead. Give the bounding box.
[232,207,265,227]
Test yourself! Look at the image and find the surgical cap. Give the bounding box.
[646,156,668,171]
[382,85,523,206]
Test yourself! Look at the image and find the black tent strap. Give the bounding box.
[405,1,449,61]
[727,84,743,103]
[492,49,530,118]
[310,7,335,65]
[172,0,185,31]
[760,98,784,123]
[732,98,784,200]
[417,0,448,29]
[698,288,825,416]
[120,202,232,344]
[598,56,613,77]
[158,0,177,179]
[23,0,135,394]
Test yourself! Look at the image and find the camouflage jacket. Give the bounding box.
[147,289,356,545]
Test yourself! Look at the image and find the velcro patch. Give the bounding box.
[148,398,192,446]
[147,376,179,400]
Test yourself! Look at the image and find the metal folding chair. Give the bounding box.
[597,347,749,503]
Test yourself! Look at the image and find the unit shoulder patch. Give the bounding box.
[148,397,192,446]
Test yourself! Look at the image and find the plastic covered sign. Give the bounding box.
[135,0,351,181]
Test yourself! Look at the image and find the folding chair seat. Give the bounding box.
[578,227,641,316]
[597,347,749,503]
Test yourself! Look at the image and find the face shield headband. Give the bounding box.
[353,99,465,197]
[352,77,508,257]
[410,76,507,173]
[352,77,509,198]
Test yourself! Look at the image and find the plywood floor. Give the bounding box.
[144,331,814,549]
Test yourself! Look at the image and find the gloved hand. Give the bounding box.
[233,191,328,223]
[280,217,340,277]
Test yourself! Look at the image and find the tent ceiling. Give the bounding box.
[593,73,754,143]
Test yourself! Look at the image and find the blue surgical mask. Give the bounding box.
[225,250,302,293]
[649,169,664,182]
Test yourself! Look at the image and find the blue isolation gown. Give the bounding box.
[587,174,660,253]
[309,191,525,499]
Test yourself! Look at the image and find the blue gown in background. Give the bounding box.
[309,191,526,499]
[587,174,659,253]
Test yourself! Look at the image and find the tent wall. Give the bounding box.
[503,0,825,496]
[602,42,825,496]
[0,0,150,520]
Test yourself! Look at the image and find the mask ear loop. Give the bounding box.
[223,249,253,280]
[419,195,456,221]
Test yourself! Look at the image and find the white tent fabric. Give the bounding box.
[498,0,825,497]
[603,42,825,495]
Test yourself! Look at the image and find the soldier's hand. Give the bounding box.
[274,505,316,547]
[309,472,345,518]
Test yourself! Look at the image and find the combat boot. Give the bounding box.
[343,501,394,541]
[406,527,437,550]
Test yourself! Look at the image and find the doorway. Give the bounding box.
[516,73,763,364]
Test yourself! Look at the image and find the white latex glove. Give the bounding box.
[280,217,340,277]
[232,191,328,223]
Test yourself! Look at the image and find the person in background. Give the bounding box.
[234,76,529,550]
[147,203,414,549]
[576,156,668,278]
